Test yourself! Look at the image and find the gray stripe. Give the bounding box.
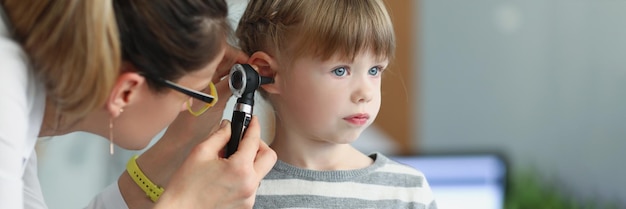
[263,172,425,188]
[254,195,431,209]
[264,153,425,187]
[354,172,425,187]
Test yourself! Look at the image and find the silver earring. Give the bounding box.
[109,109,124,155]
[109,117,114,155]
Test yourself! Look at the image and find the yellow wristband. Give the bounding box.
[126,155,164,202]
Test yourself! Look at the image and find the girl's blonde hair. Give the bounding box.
[237,0,395,65]
[3,0,120,120]
[236,0,396,141]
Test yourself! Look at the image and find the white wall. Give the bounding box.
[37,134,141,209]
[417,0,626,206]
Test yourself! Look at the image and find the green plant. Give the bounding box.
[504,170,620,209]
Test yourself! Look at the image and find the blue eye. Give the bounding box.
[368,67,381,76]
[332,67,347,77]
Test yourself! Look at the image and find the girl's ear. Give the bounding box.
[106,62,146,117]
[249,51,281,95]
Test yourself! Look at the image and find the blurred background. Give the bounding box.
[36,0,626,208]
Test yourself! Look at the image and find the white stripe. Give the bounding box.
[376,163,426,176]
[277,208,375,209]
[258,179,434,204]
[276,208,318,209]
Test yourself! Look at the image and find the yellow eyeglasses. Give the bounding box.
[159,79,219,117]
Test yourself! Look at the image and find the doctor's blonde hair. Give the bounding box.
[2,0,120,120]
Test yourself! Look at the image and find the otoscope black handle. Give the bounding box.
[225,109,252,157]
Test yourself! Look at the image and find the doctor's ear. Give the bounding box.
[248,52,281,94]
[106,62,146,117]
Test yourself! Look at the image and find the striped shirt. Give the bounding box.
[254,153,438,209]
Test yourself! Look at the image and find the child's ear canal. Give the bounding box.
[249,52,281,94]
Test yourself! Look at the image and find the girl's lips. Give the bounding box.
[343,114,370,126]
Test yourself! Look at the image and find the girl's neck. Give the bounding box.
[271,122,373,170]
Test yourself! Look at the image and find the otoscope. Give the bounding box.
[225,64,274,158]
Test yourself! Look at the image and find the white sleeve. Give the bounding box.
[84,183,130,209]
[23,152,48,209]
[1,6,31,209]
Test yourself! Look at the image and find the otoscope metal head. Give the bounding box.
[229,64,274,105]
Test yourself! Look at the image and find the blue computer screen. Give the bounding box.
[391,154,507,209]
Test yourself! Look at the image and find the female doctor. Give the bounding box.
[0,0,276,208]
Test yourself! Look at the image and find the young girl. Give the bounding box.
[236,0,437,208]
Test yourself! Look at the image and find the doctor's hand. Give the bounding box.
[155,117,276,209]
